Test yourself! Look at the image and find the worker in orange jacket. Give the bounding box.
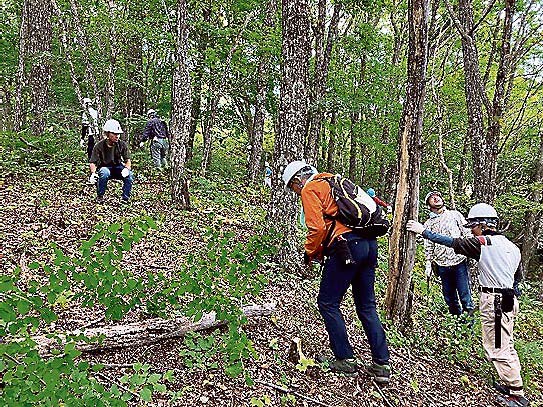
[282,161,390,382]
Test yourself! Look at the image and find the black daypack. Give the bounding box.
[322,175,390,238]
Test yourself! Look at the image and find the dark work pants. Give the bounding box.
[317,233,390,365]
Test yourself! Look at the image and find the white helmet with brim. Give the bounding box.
[103,119,124,134]
[464,203,499,228]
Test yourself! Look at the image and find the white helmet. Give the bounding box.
[147,109,157,117]
[282,160,316,186]
[103,119,124,134]
[424,191,442,205]
[464,203,499,228]
[83,97,92,105]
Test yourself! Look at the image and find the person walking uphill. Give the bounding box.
[88,119,134,204]
[423,191,474,316]
[407,203,529,407]
[282,161,391,383]
[139,109,169,169]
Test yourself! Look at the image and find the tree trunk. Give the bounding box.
[268,0,310,267]
[248,0,277,182]
[521,125,543,277]
[105,0,118,120]
[170,0,192,209]
[33,303,276,355]
[125,1,144,118]
[385,0,428,328]
[305,2,341,165]
[52,0,83,105]
[200,11,254,176]
[348,112,358,180]
[484,0,515,202]
[68,0,103,118]
[187,3,212,162]
[13,0,28,132]
[326,110,336,171]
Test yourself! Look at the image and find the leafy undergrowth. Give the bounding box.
[1,131,542,406]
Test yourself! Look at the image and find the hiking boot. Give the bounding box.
[96,195,105,204]
[316,355,357,375]
[494,382,511,396]
[496,394,530,407]
[365,362,391,384]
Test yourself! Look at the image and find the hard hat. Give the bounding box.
[464,203,499,228]
[147,109,157,117]
[103,119,124,134]
[83,97,92,104]
[424,191,442,205]
[282,160,315,186]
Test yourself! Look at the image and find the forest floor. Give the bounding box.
[1,132,542,407]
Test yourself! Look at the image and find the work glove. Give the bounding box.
[139,141,145,148]
[386,206,393,214]
[303,252,310,266]
[79,139,85,148]
[406,220,425,234]
[88,173,99,184]
[121,168,130,178]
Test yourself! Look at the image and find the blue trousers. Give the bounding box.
[317,233,390,365]
[437,261,474,315]
[97,165,134,200]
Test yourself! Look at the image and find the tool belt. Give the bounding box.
[481,287,515,348]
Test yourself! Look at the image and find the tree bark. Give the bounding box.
[248,0,277,182]
[521,124,543,276]
[105,0,118,120]
[125,1,144,118]
[14,0,53,135]
[33,303,276,355]
[385,0,428,328]
[268,0,310,267]
[170,0,192,209]
[305,2,341,165]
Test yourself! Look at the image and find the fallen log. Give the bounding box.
[33,302,276,355]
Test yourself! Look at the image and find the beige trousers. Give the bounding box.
[480,292,524,396]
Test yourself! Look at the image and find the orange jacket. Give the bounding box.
[301,173,351,259]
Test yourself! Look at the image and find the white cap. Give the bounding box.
[103,119,124,134]
[83,97,92,104]
[282,160,316,186]
[147,109,157,117]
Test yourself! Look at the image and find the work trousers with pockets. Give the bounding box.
[480,292,524,396]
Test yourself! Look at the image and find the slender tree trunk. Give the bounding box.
[13,0,28,132]
[326,110,336,171]
[200,11,254,176]
[248,0,277,182]
[170,0,192,209]
[521,124,543,276]
[385,0,428,328]
[125,1,144,118]
[52,0,83,104]
[69,0,103,118]
[348,112,358,180]
[187,3,211,162]
[305,2,341,164]
[484,0,515,202]
[105,0,118,120]
[269,0,310,266]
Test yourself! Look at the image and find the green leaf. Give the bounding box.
[139,387,152,401]
[16,300,31,315]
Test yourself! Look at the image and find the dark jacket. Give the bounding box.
[141,117,169,142]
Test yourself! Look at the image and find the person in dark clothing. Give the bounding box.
[89,119,134,204]
[140,109,169,168]
[407,203,529,407]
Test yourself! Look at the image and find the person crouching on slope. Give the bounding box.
[407,203,529,407]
